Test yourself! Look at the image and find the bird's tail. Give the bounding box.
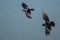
[45,28,50,36]
[26,13,32,19]
[50,21,55,27]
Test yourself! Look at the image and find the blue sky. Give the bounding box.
[0,0,60,40]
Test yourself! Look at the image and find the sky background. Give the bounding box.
[0,0,60,40]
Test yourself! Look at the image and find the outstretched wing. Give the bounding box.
[50,21,55,27]
[30,9,35,11]
[22,3,28,9]
[42,12,49,22]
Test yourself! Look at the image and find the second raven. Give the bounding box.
[42,11,55,36]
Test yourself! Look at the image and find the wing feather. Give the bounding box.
[22,3,28,9]
[42,12,49,22]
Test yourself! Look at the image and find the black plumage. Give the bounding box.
[42,11,55,36]
[21,2,35,19]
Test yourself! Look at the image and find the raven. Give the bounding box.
[42,11,55,36]
[21,2,35,19]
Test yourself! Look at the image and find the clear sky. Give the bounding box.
[0,0,60,40]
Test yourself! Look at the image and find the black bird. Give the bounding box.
[21,2,35,19]
[42,11,55,36]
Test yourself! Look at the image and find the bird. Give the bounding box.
[42,11,55,36]
[21,2,35,19]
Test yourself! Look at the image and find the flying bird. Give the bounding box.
[21,2,35,19]
[42,11,55,36]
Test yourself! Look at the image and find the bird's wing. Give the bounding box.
[30,9,35,11]
[50,21,55,27]
[22,3,28,9]
[42,13,50,22]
